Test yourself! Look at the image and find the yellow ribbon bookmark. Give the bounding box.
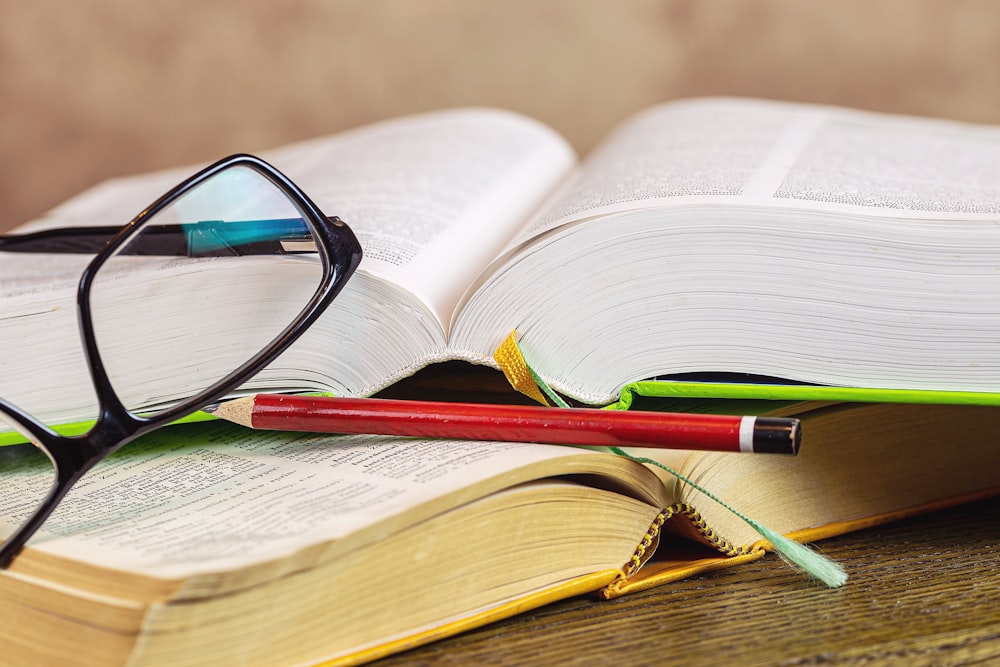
[493,331,550,406]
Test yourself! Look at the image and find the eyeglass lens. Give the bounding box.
[88,165,326,416]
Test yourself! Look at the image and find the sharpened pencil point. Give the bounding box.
[209,396,256,428]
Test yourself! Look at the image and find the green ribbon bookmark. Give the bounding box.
[494,331,847,588]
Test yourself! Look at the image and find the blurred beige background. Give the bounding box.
[2,0,1000,231]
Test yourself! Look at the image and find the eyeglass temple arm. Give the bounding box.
[0,216,339,256]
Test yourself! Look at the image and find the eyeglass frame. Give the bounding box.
[0,153,363,568]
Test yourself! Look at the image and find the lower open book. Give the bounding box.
[1,400,999,667]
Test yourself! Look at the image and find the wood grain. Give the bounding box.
[372,496,1000,666]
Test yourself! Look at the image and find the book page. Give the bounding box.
[21,109,575,331]
[0,254,97,420]
[266,109,575,330]
[505,98,799,247]
[453,98,803,321]
[507,97,1000,250]
[770,111,1000,216]
[0,422,617,579]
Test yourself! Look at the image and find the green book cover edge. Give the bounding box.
[614,380,1000,410]
[0,409,219,448]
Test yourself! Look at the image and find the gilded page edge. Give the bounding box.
[312,569,622,667]
[604,486,1000,599]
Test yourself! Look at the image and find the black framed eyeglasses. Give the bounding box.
[0,154,362,568]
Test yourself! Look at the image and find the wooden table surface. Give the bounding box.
[372,495,1000,666]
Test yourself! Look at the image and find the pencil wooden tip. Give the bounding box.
[211,395,255,428]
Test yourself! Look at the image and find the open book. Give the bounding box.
[6,97,1000,428]
[2,400,998,667]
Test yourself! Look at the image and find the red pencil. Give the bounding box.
[207,394,800,455]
